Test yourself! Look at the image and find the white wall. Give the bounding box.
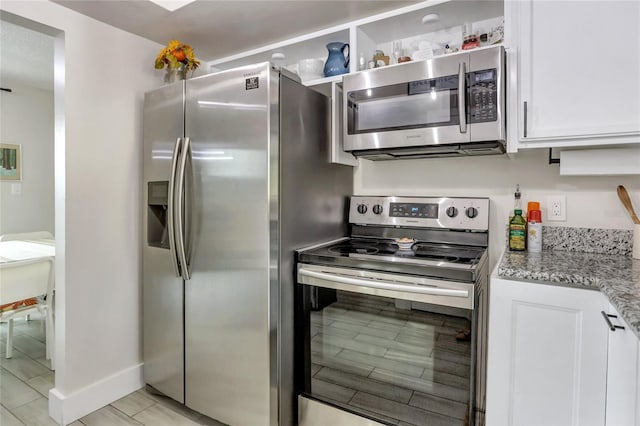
[355,149,640,267]
[0,2,164,423]
[0,80,54,235]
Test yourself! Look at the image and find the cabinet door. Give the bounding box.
[486,277,609,425]
[604,304,639,426]
[517,0,640,143]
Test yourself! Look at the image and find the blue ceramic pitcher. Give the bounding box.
[323,42,350,77]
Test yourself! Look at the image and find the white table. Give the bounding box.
[0,239,55,263]
[0,238,56,368]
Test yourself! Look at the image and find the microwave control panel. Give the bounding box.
[468,68,497,124]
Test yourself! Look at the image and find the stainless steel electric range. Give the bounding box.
[295,196,490,426]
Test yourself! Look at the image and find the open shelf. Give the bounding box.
[355,0,503,71]
[303,74,344,87]
[208,28,349,74]
[206,0,505,87]
[357,0,503,44]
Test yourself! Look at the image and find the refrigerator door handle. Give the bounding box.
[175,136,191,280]
[167,137,183,278]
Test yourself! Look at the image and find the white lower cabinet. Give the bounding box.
[487,276,610,425]
[604,303,640,426]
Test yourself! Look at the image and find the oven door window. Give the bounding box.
[347,75,460,135]
[299,286,472,425]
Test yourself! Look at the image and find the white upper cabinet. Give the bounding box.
[508,0,640,150]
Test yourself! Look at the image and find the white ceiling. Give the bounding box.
[0,20,54,91]
[51,0,417,61]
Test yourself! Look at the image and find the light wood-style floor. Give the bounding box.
[310,291,472,426]
[0,316,225,426]
[2,299,472,426]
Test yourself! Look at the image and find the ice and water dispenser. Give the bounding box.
[147,181,170,249]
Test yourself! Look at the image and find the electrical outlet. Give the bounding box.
[547,195,566,221]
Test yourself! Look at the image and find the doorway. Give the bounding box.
[0,11,65,424]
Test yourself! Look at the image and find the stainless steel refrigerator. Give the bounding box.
[142,63,352,426]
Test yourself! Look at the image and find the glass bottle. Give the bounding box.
[514,184,522,211]
[358,52,366,71]
[509,209,527,251]
[508,184,526,251]
[392,40,403,65]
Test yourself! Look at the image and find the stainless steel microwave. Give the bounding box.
[342,46,505,160]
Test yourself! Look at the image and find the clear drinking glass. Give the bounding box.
[392,40,403,64]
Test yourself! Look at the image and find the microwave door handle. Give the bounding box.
[458,62,467,134]
[298,268,469,298]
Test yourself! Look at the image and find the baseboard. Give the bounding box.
[48,363,144,425]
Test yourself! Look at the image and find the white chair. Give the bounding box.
[0,231,53,241]
[0,257,55,369]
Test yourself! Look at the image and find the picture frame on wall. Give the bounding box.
[0,143,22,181]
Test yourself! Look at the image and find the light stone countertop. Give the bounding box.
[497,250,640,339]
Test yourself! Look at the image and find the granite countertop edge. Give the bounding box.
[497,250,640,339]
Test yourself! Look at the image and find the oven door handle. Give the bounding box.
[298,268,469,298]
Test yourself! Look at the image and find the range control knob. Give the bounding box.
[357,204,368,214]
[446,206,458,218]
[466,207,479,219]
[372,204,383,215]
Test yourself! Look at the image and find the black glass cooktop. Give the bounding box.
[323,239,483,264]
[298,238,487,282]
